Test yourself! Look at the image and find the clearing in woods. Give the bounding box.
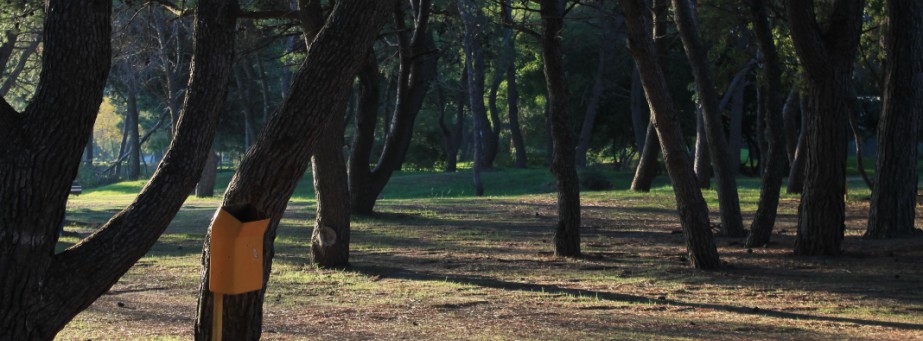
[57,168,923,340]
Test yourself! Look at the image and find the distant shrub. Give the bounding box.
[579,168,612,191]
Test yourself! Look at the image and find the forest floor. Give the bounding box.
[56,168,923,340]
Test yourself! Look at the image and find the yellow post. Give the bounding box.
[213,293,223,341]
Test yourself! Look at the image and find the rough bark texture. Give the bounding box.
[671,0,745,237]
[620,0,720,269]
[787,0,864,256]
[746,0,788,248]
[630,0,669,192]
[349,0,436,214]
[0,0,236,337]
[460,0,487,196]
[866,0,923,238]
[193,2,389,339]
[542,0,581,257]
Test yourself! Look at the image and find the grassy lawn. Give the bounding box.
[56,168,923,340]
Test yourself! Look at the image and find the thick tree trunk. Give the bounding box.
[311,109,351,267]
[0,0,236,337]
[746,0,788,248]
[672,0,746,237]
[541,0,581,257]
[195,149,219,198]
[866,0,922,238]
[349,0,436,214]
[620,0,719,269]
[787,0,863,256]
[193,1,389,339]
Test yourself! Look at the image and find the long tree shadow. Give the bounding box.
[352,264,923,331]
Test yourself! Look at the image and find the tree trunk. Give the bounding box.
[193,1,389,339]
[541,0,581,257]
[672,0,746,237]
[0,0,236,337]
[195,149,219,198]
[459,0,488,195]
[349,0,436,214]
[438,74,464,173]
[620,0,719,269]
[126,83,142,181]
[728,79,745,175]
[693,107,712,188]
[348,50,380,214]
[787,94,808,193]
[0,38,40,98]
[783,89,801,164]
[84,134,95,165]
[311,106,351,267]
[0,30,17,70]
[630,66,647,153]
[746,0,788,248]
[503,0,527,169]
[787,0,863,256]
[866,0,922,238]
[575,19,613,169]
[630,0,669,192]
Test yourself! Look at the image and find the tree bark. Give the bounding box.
[746,0,788,248]
[630,66,647,153]
[193,2,389,338]
[630,0,669,192]
[693,106,712,188]
[672,0,746,237]
[787,0,864,255]
[728,79,746,175]
[620,0,719,269]
[541,0,581,257]
[0,0,236,337]
[866,0,923,238]
[348,50,381,213]
[195,149,219,198]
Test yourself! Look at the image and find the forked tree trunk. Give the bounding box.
[630,0,669,192]
[746,0,788,248]
[0,0,236,337]
[788,0,864,255]
[348,0,436,214]
[672,0,746,237]
[866,0,922,238]
[620,0,720,269]
[193,2,389,338]
[541,0,581,257]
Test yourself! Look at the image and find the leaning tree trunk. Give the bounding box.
[541,0,581,257]
[693,107,712,188]
[746,0,788,248]
[866,0,923,238]
[630,0,669,192]
[0,0,237,337]
[671,0,746,237]
[193,2,389,339]
[620,0,719,269]
[783,89,801,164]
[787,0,864,256]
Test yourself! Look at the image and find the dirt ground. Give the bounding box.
[57,193,923,340]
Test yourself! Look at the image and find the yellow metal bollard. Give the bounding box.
[207,204,270,340]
